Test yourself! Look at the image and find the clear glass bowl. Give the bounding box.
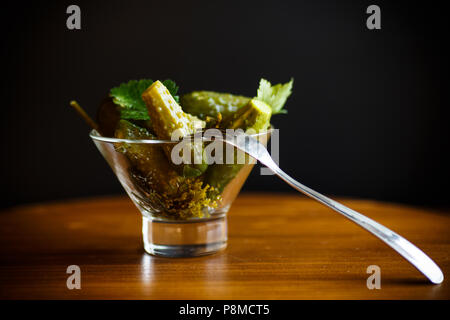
[90,129,270,257]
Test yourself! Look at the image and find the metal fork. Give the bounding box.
[220,131,444,284]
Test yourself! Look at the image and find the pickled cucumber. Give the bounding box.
[96,97,120,137]
[225,99,272,132]
[114,119,179,196]
[180,91,250,120]
[205,99,272,194]
[141,81,208,177]
[114,119,217,219]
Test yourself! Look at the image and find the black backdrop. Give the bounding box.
[2,0,449,208]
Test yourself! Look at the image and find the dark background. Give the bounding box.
[1,0,448,208]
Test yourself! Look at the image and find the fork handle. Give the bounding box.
[270,166,444,284]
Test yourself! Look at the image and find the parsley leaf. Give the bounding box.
[256,78,293,114]
[162,79,179,103]
[110,79,180,120]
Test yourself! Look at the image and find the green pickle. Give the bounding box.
[96,97,120,137]
[180,91,250,121]
[142,80,208,178]
[114,119,218,220]
[205,99,273,194]
[225,99,272,131]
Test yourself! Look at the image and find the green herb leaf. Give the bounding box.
[256,78,293,114]
[110,79,180,121]
[162,79,180,103]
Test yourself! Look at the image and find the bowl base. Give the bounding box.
[144,242,227,257]
[142,215,227,257]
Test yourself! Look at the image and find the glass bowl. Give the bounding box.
[90,129,271,257]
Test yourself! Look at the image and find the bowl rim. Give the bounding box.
[90,126,274,144]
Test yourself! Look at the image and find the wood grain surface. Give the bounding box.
[0,193,449,299]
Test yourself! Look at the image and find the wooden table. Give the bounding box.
[0,193,449,299]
